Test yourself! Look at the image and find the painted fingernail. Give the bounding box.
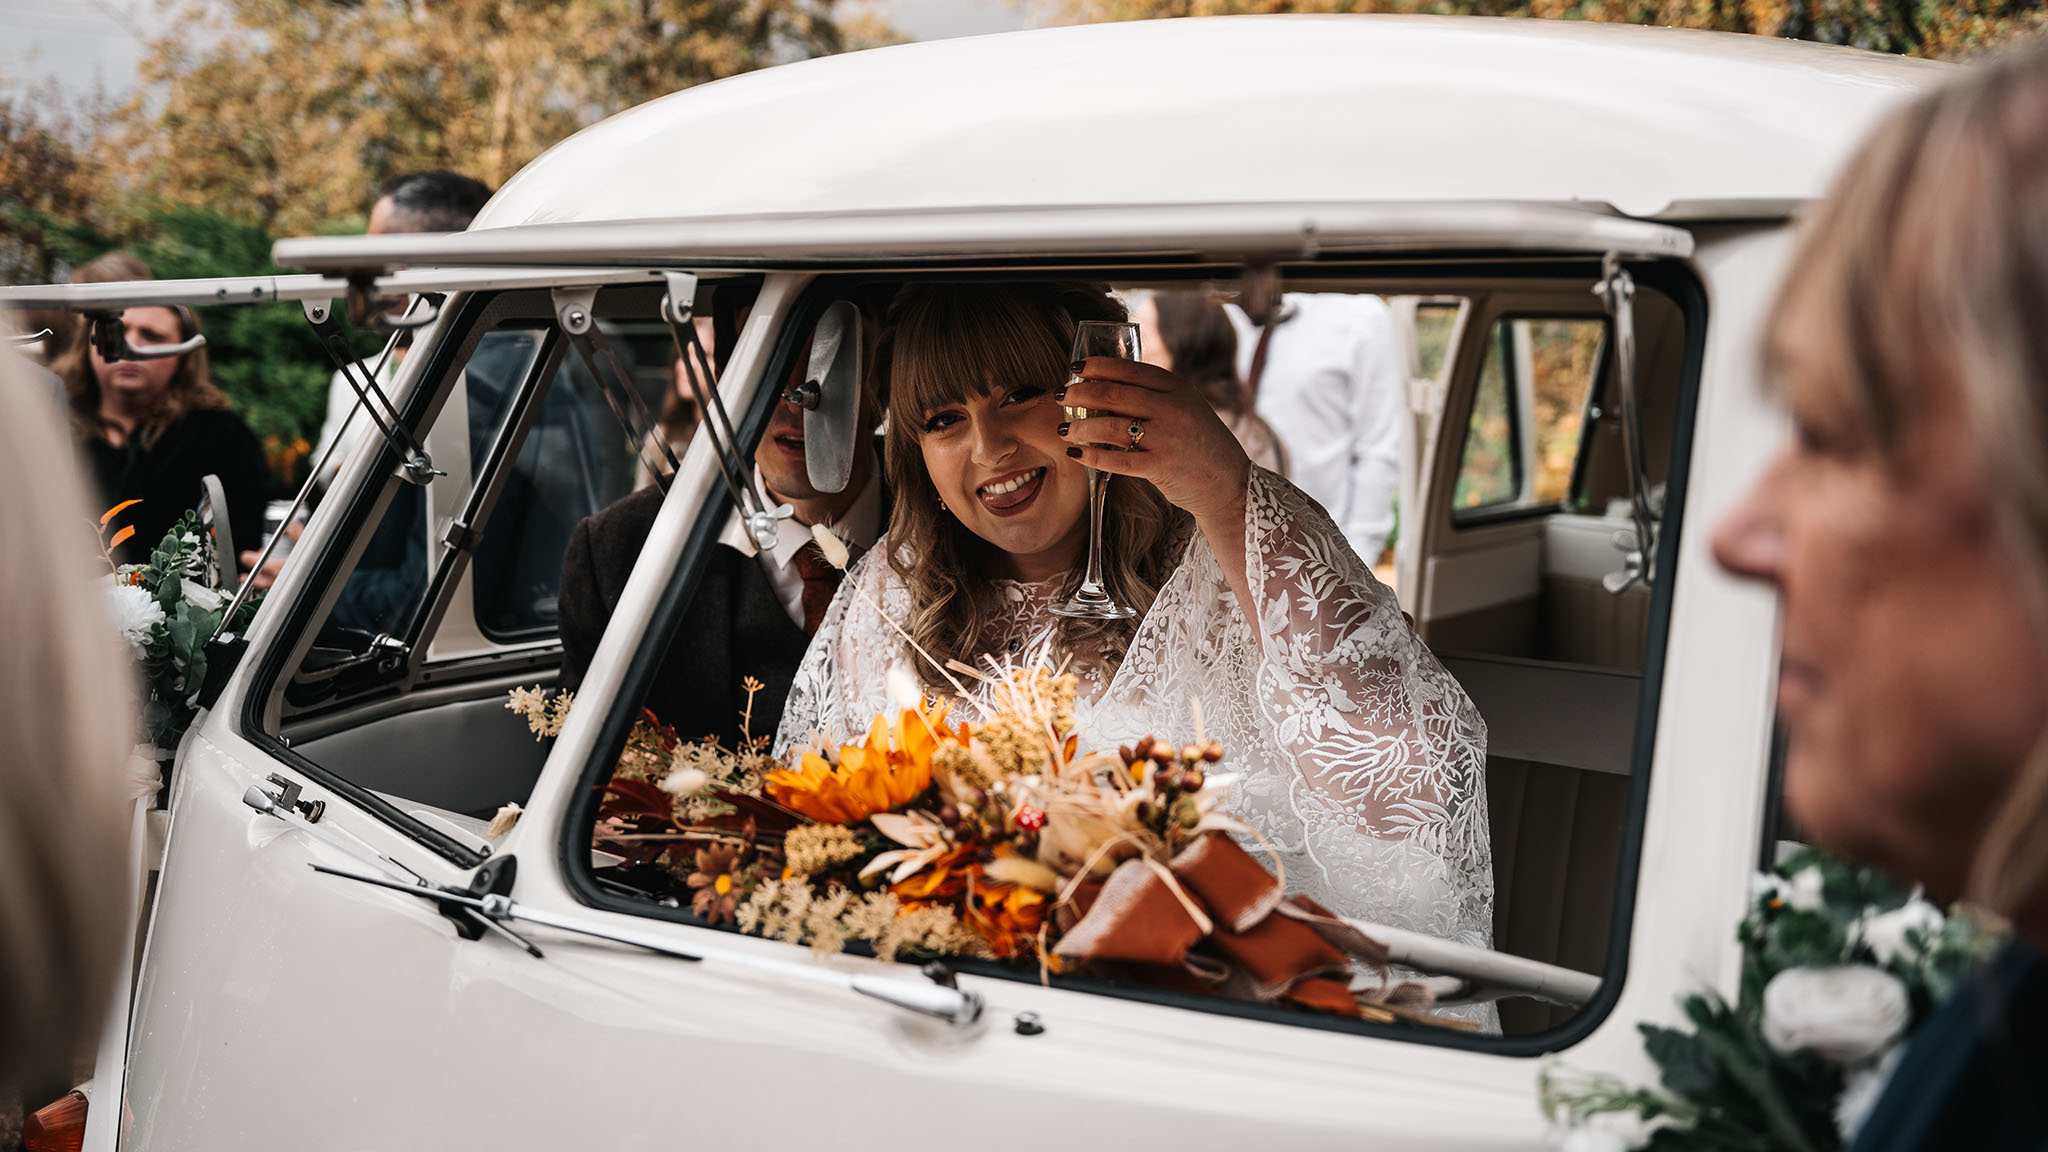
[1070,358,1086,372]
[1054,386,1067,402]
[1057,421,1070,437]
[1066,446,1083,459]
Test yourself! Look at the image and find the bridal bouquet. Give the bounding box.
[509,667,1447,1026]
[100,505,258,754]
[1540,847,1997,1151]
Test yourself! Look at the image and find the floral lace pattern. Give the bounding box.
[778,467,1494,961]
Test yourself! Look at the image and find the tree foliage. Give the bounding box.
[108,0,894,234]
[1031,0,2048,57]
[0,88,119,284]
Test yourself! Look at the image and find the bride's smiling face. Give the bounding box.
[918,377,1091,581]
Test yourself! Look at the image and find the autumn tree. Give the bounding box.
[1029,0,2048,57]
[0,86,118,283]
[108,0,894,234]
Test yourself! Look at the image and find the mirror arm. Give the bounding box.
[1595,253,1657,595]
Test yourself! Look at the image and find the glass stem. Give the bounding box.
[1082,468,1110,594]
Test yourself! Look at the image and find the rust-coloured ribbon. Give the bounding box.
[1051,831,1429,1019]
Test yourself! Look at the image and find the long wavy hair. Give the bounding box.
[63,303,230,451]
[883,282,1190,691]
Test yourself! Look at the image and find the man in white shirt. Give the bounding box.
[1228,293,1406,564]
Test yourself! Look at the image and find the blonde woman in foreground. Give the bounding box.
[0,349,135,1096]
[1713,39,2048,1152]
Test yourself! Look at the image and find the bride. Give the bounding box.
[777,281,1494,956]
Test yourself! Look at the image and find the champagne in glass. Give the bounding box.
[1051,321,1141,620]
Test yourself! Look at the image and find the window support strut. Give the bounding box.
[549,285,678,493]
[658,271,790,553]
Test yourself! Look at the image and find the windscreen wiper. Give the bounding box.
[310,856,985,1028]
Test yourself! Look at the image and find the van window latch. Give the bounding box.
[310,857,986,1028]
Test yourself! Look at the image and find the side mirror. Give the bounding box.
[197,474,237,589]
[793,301,863,495]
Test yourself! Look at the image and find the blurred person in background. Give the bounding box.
[1712,40,2048,1151]
[1136,290,1288,476]
[248,170,493,598]
[312,170,493,459]
[1227,292,1405,564]
[637,315,716,489]
[0,347,134,1098]
[59,256,270,564]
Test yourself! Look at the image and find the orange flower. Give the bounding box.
[766,702,949,823]
[963,874,1046,960]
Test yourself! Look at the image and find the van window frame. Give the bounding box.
[549,257,1704,1056]
[1449,311,1613,528]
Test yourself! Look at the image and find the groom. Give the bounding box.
[555,296,884,750]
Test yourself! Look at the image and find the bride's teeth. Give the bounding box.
[980,468,1042,497]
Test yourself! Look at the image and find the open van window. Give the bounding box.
[557,263,1701,1047]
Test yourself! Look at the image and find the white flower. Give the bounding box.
[810,522,851,571]
[886,661,924,715]
[660,767,710,798]
[104,578,166,659]
[1784,866,1826,911]
[179,577,225,612]
[1857,898,1944,966]
[1751,872,1786,904]
[1762,965,1910,1062]
[1835,1045,1903,1143]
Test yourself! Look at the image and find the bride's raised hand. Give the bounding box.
[1058,357,1253,525]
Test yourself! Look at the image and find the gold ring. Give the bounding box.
[1127,419,1146,448]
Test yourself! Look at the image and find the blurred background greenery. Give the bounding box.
[5,0,2042,491]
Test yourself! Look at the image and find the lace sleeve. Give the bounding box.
[773,549,903,756]
[1241,467,1494,948]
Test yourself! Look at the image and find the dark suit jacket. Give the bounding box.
[88,407,273,566]
[557,484,811,750]
[1849,940,2048,1152]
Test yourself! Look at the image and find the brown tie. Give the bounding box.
[791,541,844,637]
[1245,321,1277,402]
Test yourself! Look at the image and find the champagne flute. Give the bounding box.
[1052,321,1141,620]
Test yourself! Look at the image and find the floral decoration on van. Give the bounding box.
[100,505,259,756]
[1539,847,1997,1151]
[507,667,1460,1028]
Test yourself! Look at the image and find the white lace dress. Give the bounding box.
[777,468,1495,960]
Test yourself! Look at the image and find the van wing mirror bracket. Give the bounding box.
[1594,253,1658,595]
[796,300,863,495]
[659,271,791,553]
